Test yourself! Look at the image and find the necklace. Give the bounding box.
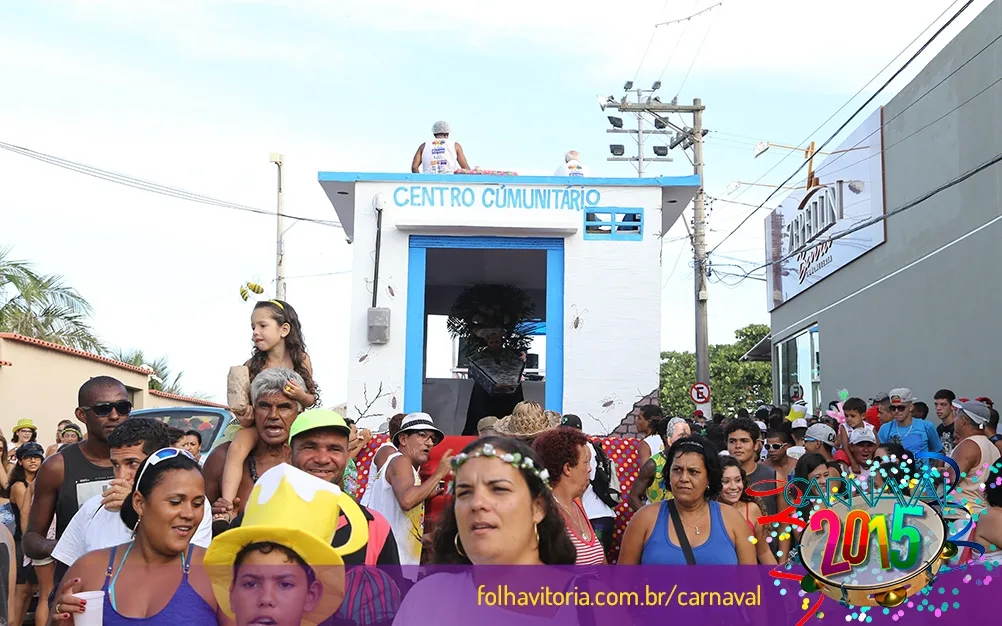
[677,503,710,535]
[249,455,258,482]
[893,421,915,441]
[554,496,591,541]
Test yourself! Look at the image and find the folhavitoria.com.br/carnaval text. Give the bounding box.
[476,584,762,607]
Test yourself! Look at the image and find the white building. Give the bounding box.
[319,172,699,434]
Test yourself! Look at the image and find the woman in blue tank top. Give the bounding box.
[618,436,758,565]
[49,448,220,624]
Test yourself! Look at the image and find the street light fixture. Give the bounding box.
[653,145,669,157]
[610,145,625,157]
[607,116,624,129]
[623,81,634,91]
[651,81,661,90]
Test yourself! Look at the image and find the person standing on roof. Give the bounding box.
[411,121,470,174]
[554,150,590,176]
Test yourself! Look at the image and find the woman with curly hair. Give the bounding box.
[618,435,756,565]
[533,427,606,565]
[718,455,776,564]
[394,437,579,621]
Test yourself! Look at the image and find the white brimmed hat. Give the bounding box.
[393,412,444,446]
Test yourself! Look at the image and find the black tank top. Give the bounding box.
[55,443,114,538]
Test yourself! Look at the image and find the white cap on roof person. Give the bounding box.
[432,121,451,135]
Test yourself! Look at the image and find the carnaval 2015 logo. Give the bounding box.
[785,182,845,284]
[392,185,602,212]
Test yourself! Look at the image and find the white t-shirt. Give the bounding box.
[421,138,459,174]
[365,452,424,569]
[554,160,589,177]
[643,434,663,457]
[51,491,212,567]
[581,443,615,520]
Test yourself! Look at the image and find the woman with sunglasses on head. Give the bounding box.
[717,456,776,565]
[49,448,223,625]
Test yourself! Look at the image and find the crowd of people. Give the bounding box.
[1,298,1000,624]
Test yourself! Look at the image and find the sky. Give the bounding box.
[1,0,990,405]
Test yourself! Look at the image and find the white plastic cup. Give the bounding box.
[71,590,105,626]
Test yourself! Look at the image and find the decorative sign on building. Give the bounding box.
[764,109,886,310]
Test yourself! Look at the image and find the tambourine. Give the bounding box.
[797,497,952,608]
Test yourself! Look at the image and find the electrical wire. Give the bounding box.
[655,0,702,84]
[633,0,675,82]
[730,149,1002,280]
[0,140,343,229]
[706,0,974,245]
[675,2,722,98]
[708,0,977,255]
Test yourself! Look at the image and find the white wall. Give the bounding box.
[343,180,664,434]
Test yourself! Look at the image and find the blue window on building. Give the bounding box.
[583,207,643,241]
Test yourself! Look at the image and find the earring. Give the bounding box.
[534,523,540,546]
[454,533,466,558]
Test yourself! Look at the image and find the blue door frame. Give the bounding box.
[405,235,564,414]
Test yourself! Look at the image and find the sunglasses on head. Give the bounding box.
[889,405,910,412]
[80,401,133,417]
[134,447,197,489]
[764,443,787,451]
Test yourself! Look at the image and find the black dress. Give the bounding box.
[462,383,524,435]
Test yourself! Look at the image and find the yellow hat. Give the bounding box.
[204,463,370,625]
[13,419,37,432]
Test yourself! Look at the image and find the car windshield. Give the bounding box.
[141,412,223,453]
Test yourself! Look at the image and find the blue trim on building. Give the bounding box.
[404,246,427,414]
[583,207,644,241]
[545,249,564,413]
[320,171,701,188]
[403,236,565,414]
[409,235,564,250]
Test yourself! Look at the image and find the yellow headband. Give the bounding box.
[268,300,285,310]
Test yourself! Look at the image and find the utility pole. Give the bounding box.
[599,92,711,386]
[691,99,710,387]
[603,82,674,176]
[269,153,287,301]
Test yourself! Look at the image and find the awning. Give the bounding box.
[740,333,772,362]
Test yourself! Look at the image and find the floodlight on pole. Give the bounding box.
[652,145,668,157]
[623,81,634,91]
[608,116,624,129]
[754,141,770,158]
[654,117,667,130]
[610,144,625,157]
[651,81,661,90]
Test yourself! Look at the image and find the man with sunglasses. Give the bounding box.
[51,418,212,570]
[877,388,943,457]
[24,376,131,606]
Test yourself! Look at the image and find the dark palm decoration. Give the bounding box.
[447,284,537,395]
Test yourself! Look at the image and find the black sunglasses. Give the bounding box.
[888,405,910,412]
[80,401,133,417]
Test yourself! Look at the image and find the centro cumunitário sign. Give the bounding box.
[392,185,603,211]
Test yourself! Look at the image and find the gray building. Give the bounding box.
[754,0,1002,418]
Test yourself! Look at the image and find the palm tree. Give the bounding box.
[111,349,209,399]
[0,247,104,353]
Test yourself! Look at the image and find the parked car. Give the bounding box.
[130,406,235,454]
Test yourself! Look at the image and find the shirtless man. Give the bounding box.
[202,368,304,531]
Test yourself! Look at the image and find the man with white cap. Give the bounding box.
[554,151,590,177]
[803,423,837,463]
[787,418,809,460]
[947,400,1001,521]
[847,428,878,481]
[877,388,943,457]
[411,121,470,174]
[365,412,452,570]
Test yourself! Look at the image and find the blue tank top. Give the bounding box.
[101,543,216,625]
[641,500,738,565]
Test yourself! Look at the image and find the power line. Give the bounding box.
[655,0,702,85]
[729,149,1002,280]
[785,31,1002,187]
[675,2,722,98]
[0,140,342,229]
[632,0,675,82]
[706,0,975,244]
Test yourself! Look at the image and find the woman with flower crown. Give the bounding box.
[393,437,593,624]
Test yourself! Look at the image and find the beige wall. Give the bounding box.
[145,391,225,410]
[0,336,220,449]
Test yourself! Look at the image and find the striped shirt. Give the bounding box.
[561,499,606,565]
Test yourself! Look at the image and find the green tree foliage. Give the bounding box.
[111,349,208,399]
[660,324,772,417]
[0,247,104,353]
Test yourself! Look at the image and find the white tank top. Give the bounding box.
[421,138,459,174]
[359,442,396,507]
[365,452,424,569]
[951,435,1001,518]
